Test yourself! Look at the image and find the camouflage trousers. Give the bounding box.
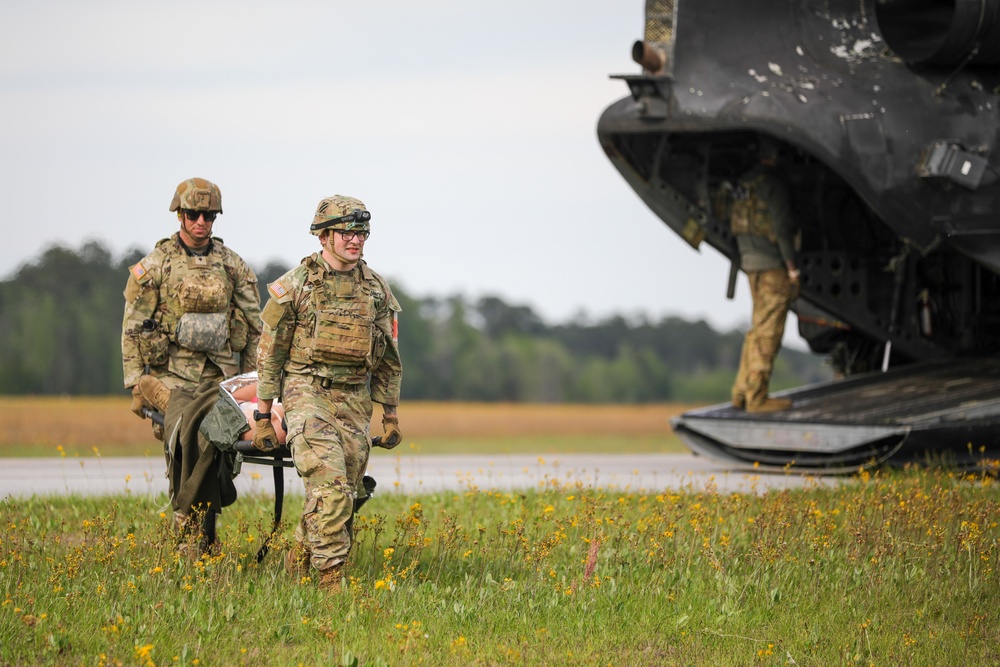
[732,268,799,408]
[282,374,373,573]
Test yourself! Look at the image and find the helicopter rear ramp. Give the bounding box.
[672,358,1000,473]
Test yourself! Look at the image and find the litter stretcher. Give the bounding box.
[144,372,378,561]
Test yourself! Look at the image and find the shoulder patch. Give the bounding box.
[268,279,292,303]
[129,261,152,284]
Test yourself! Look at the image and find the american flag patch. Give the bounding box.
[130,262,147,281]
[392,312,398,343]
[268,280,288,300]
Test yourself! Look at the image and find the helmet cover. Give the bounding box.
[169,177,223,213]
[310,195,370,236]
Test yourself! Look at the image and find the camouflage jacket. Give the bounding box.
[732,166,797,272]
[256,253,402,406]
[121,233,262,388]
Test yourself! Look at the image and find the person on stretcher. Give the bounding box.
[132,371,287,447]
[220,373,288,445]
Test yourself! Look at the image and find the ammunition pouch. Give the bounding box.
[367,326,387,370]
[176,312,229,352]
[138,328,170,367]
[311,311,372,364]
[178,274,229,313]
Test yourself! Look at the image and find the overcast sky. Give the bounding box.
[0,1,782,338]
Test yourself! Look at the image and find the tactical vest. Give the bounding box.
[730,174,778,243]
[288,258,376,368]
[162,255,233,354]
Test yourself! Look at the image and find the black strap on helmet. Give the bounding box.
[309,209,371,233]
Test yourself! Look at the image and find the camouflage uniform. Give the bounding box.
[123,177,261,410]
[122,232,262,392]
[730,164,799,410]
[257,252,401,573]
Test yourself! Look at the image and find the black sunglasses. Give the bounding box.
[182,209,218,223]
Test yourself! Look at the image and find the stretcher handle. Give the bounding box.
[141,407,382,453]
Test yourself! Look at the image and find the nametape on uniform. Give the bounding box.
[268,280,289,300]
[130,262,147,281]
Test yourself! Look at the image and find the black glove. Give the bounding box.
[380,415,402,449]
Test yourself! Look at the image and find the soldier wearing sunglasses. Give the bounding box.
[122,177,263,440]
[254,195,402,593]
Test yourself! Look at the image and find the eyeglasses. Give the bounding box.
[182,209,218,223]
[336,230,370,242]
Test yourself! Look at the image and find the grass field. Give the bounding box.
[0,397,697,457]
[2,399,998,665]
[1,467,998,666]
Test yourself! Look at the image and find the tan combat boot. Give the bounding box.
[284,544,311,579]
[138,375,171,413]
[173,511,190,535]
[318,565,345,593]
[746,397,792,413]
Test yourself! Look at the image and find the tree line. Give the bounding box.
[0,242,830,400]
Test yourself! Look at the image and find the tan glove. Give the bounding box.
[253,418,279,452]
[380,415,402,449]
[130,385,150,419]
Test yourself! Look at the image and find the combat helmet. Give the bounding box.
[169,178,223,213]
[310,195,370,236]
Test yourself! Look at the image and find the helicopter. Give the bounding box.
[597,0,1000,471]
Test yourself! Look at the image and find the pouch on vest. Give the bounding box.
[730,197,753,235]
[138,329,170,366]
[368,326,385,370]
[178,274,229,313]
[311,309,372,363]
[730,175,777,242]
[176,312,230,352]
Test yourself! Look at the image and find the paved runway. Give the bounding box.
[0,452,841,499]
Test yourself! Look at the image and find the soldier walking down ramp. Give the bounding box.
[730,140,800,413]
[254,195,403,593]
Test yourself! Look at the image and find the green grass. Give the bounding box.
[2,466,998,666]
